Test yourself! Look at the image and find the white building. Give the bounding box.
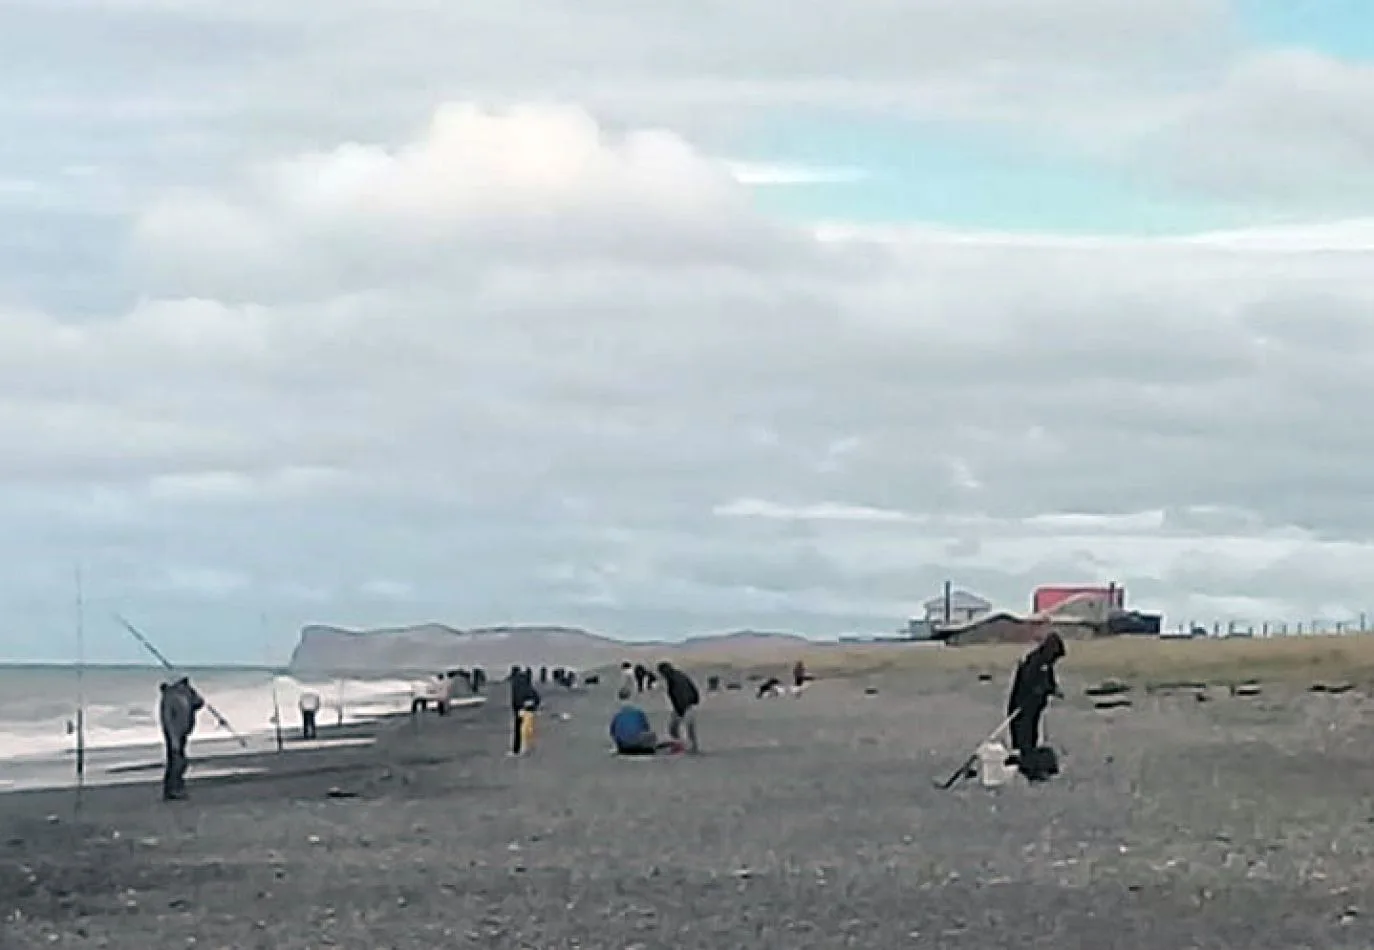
[922,589,993,626]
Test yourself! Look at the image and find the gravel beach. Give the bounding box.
[3,671,1373,949]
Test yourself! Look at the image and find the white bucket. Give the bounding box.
[977,739,1016,787]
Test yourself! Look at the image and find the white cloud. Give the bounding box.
[4,102,1374,648]
[1127,51,1374,211]
[714,499,917,524]
[2,0,1374,659]
[726,162,870,186]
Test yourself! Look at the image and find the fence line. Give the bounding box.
[1170,613,1370,637]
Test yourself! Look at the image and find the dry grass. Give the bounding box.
[680,633,1374,686]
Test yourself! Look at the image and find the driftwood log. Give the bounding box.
[1308,682,1354,695]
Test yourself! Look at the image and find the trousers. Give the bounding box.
[162,741,189,800]
[667,706,699,751]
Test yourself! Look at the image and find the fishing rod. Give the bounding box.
[264,612,284,754]
[74,566,86,812]
[112,613,249,747]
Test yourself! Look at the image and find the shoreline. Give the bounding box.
[0,698,487,796]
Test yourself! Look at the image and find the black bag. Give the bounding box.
[1017,746,1060,781]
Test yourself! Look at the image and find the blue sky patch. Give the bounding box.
[733,116,1244,235]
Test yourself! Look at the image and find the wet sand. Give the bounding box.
[3,672,1373,948]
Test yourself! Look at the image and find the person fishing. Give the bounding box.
[159,676,204,801]
[657,661,701,753]
[298,689,321,740]
[1006,631,1066,781]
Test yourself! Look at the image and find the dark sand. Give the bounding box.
[3,673,1374,949]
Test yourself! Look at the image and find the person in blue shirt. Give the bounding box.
[609,688,659,755]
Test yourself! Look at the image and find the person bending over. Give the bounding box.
[657,662,700,753]
[1007,632,1066,781]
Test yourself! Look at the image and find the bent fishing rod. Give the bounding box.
[113,613,249,747]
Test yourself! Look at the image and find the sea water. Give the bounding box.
[0,664,414,790]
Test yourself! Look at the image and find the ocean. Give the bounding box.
[0,664,416,792]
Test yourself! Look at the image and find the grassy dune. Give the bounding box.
[679,633,1374,686]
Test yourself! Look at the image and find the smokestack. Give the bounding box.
[943,579,952,625]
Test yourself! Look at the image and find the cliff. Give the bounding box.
[287,623,816,675]
[288,623,627,675]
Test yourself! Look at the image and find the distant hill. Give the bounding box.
[287,623,817,675]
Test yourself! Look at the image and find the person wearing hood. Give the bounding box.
[656,662,700,753]
[158,676,204,801]
[1007,632,1066,781]
[508,665,540,756]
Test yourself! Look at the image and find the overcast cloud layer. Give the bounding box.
[2,0,1373,662]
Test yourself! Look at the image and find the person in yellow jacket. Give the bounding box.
[517,699,537,755]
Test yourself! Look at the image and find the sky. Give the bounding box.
[2,0,1374,664]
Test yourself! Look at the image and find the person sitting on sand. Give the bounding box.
[1007,632,1066,782]
[609,688,683,755]
[159,676,204,802]
[610,688,658,754]
[298,689,321,740]
[657,661,700,753]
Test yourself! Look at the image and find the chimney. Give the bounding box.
[943,579,952,625]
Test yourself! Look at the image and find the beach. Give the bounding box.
[4,668,1374,948]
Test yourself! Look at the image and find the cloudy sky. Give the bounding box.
[3,0,1373,663]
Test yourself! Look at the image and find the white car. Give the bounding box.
[411,674,454,713]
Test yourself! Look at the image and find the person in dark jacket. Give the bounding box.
[159,677,204,801]
[1007,632,1066,780]
[508,666,540,755]
[656,662,700,753]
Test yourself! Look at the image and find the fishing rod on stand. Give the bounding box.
[73,565,86,814]
[112,613,249,748]
[264,612,284,754]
